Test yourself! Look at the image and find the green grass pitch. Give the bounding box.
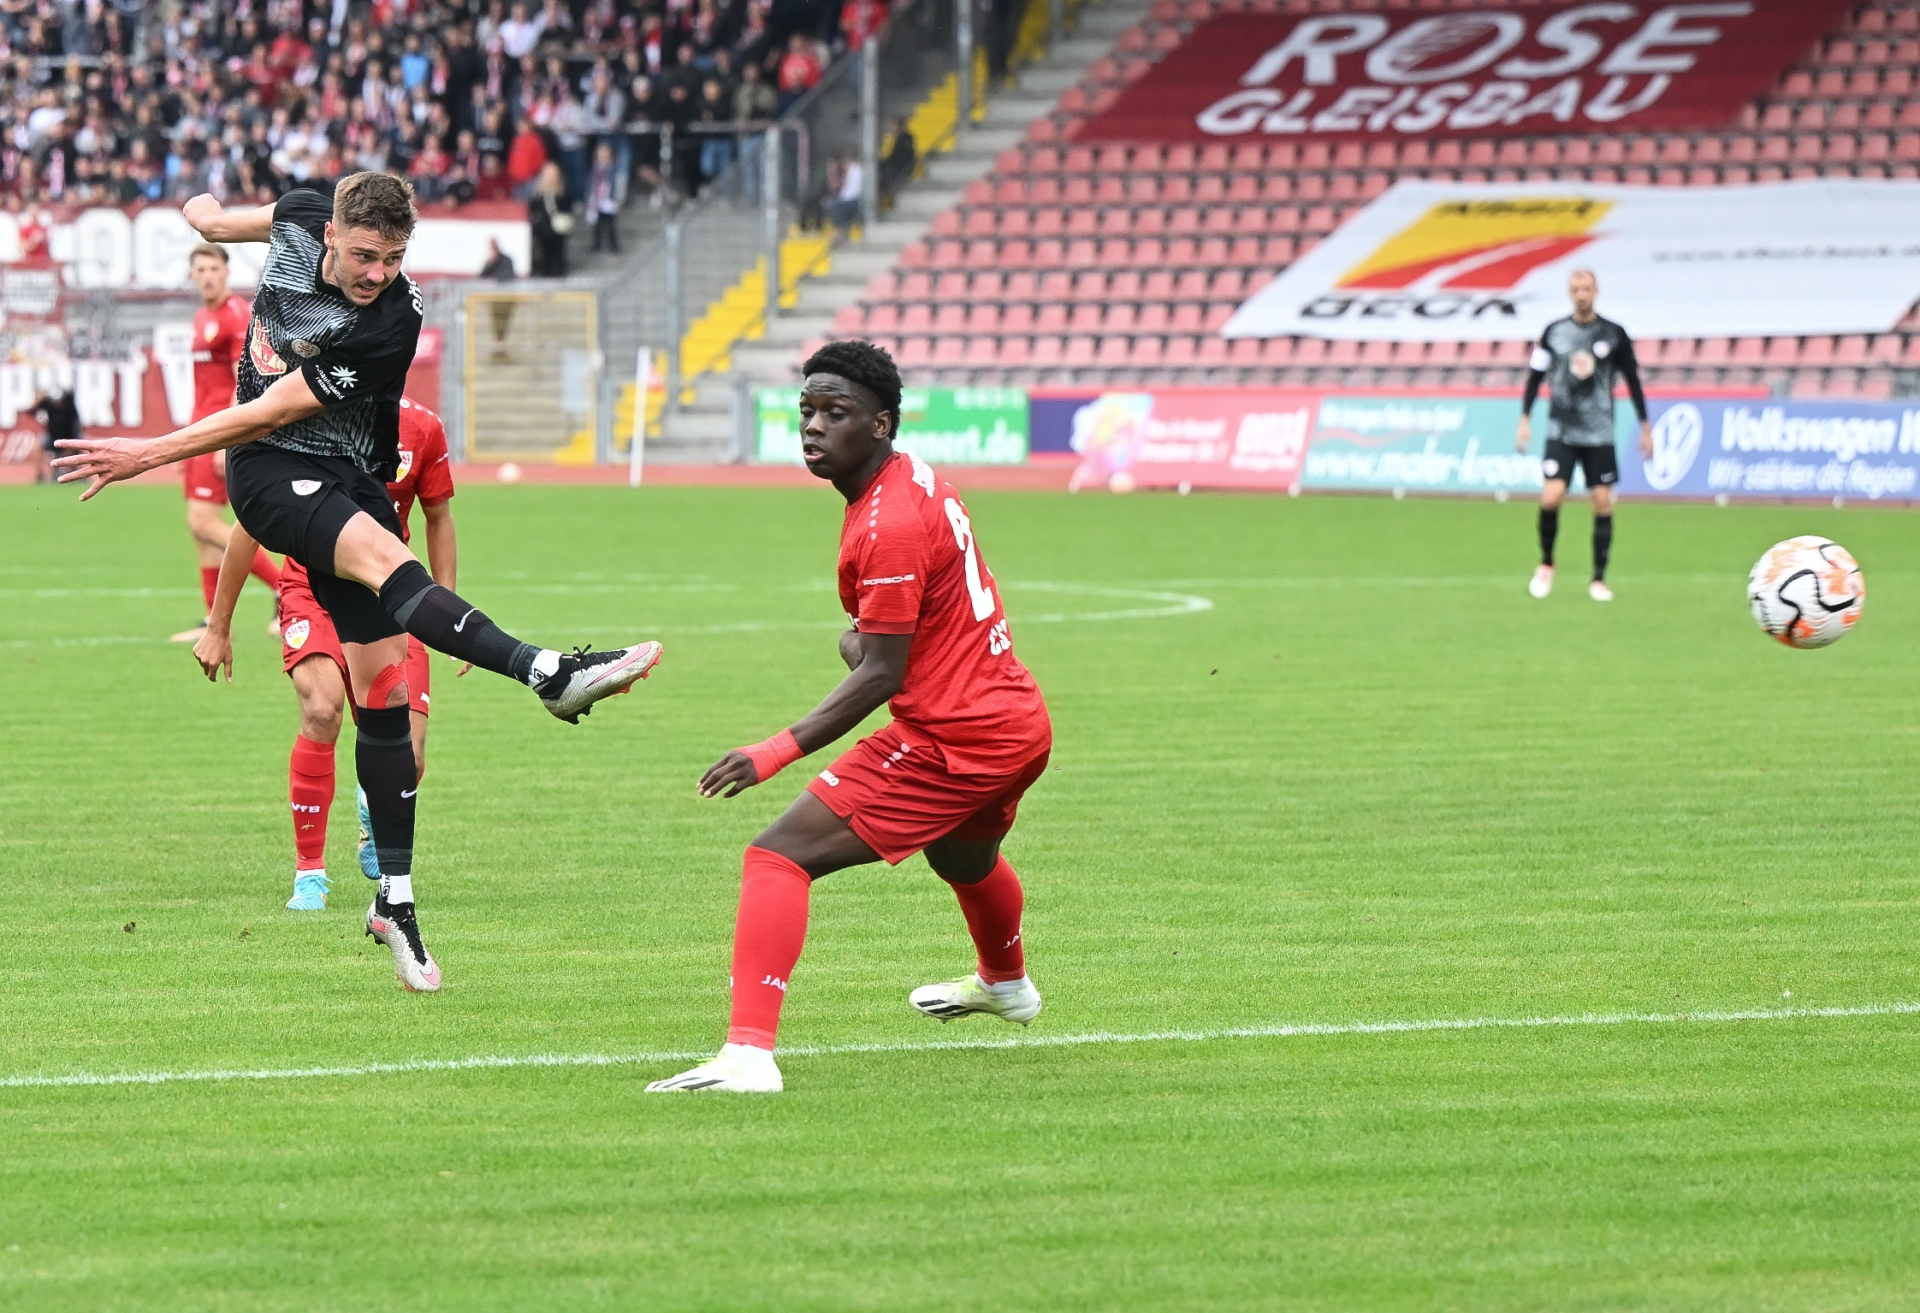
[2,478,1917,1311]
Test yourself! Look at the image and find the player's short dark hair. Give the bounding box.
[189,242,228,266]
[333,171,418,242]
[800,339,902,431]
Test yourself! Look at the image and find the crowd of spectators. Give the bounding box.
[0,0,883,232]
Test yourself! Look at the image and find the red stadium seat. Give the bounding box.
[1763,337,1801,367]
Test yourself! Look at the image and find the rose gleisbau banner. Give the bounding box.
[1080,3,1851,144]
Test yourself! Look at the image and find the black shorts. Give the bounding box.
[1542,439,1618,489]
[225,444,405,646]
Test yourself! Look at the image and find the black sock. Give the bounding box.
[356,705,416,882]
[379,559,539,683]
[1592,514,1613,581]
[1538,507,1559,566]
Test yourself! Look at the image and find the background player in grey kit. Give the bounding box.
[1515,269,1653,602]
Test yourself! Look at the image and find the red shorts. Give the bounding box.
[279,576,431,715]
[805,722,1050,865]
[182,453,226,504]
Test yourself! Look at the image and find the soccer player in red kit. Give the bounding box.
[649,341,1050,1093]
[196,398,456,946]
[174,242,281,643]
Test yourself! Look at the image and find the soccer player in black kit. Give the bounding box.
[1515,269,1654,603]
[54,174,662,993]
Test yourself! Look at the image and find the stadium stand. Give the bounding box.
[827,0,1920,399]
[0,0,855,258]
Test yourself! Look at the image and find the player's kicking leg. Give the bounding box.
[329,512,661,724]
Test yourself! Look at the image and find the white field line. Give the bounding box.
[6,1000,1915,1092]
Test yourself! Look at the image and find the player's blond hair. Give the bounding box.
[189,242,228,266]
[333,172,418,242]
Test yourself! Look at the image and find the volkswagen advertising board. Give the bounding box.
[1621,399,1920,503]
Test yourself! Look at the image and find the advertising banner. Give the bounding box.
[756,386,1029,466]
[0,202,529,290]
[1065,388,1319,491]
[1299,394,1626,494]
[1080,3,1851,144]
[1622,397,1920,502]
[1224,180,1920,342]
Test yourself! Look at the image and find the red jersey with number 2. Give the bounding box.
[837,451,1049,773]
[190,293,251,422]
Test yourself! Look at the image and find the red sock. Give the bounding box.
[725,846,812,1050]
[199,566,219,612]
[950,856,1027,984]
[249,548,282,592]
[289,734,334,871]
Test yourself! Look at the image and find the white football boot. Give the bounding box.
[1528,565,1555,599]
[365,899,394,946]
[537,642,663,724]
[909,973,1042,1025]
[373,897,440,992]
[1588,580,1614,602]
[645,1043,784,1093]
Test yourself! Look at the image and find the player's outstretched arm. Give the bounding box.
[192,524,260,683]
[52,370,326,501]
[184,194,275,244]
[699,631,912,798]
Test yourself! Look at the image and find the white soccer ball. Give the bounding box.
[1748,536,1864,649]
[497,461,522,484]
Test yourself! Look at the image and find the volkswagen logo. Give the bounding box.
[1645,404,1703,491]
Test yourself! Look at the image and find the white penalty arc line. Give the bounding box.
[6,1000,1915,1092]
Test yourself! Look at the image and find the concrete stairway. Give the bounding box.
[651,0,1152,462]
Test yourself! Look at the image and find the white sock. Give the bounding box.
[297,867,326,881]
[524,648,561,687]
[981,975,1030,997]
[381,873,414,906]
[720,1042,777,1066]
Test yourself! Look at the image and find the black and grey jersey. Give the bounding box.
[1524,315,1647,448]
[238,186,423,480]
